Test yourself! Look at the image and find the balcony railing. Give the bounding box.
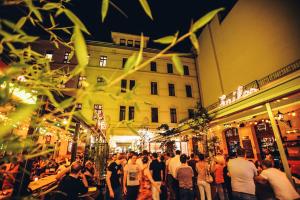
[206,59,300,112]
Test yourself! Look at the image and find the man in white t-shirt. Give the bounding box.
[169,150,182,200]
[255,160,300,200]
[123,153,141,200]
[228,147,257,200]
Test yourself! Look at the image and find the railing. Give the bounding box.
[206,59,300,111]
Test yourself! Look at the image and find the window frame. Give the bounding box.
[167,63,173,73]
[151,82,158,95]
[151,107,158,123]
[128,106,135,121]
[150,62,157,72]
[184,65,189,75]
[168,83,175,96]
[170,108,177,123]
[99,56,107,67]
[119,106,126,121]
[121,79,127,93]
[186,85,192,97]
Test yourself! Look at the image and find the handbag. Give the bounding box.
[205,170,213,183]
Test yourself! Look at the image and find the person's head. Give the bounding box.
[142,150,148,156]
[152,152,158,159]
[261,160,273,170]
[142,156,149,164]
[85,161,92,169]
[198,153,205,161]
[180,154,187,164]
[160,155,165,162]
[190,153,194,159]
[236,147,245,157]
[116,154,126,164]
[175,150,181,155]
[112,153,117,161]
[194,154,199,161]
[131,152,138,164]
[70,162,82,175]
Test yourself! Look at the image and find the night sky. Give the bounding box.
[1,0,237,52]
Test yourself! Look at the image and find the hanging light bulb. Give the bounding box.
[292,111,296,117]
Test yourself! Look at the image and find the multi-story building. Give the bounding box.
[32,32,200,152]
[195,0,300,177]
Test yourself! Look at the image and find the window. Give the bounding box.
[151,82,158,95]
[186,85,192,97]
[45,51,53,61]
[97,77,106,86]
[129,80,135,90]
[75,103,82,111]
[99,56,107,67]
[168,84,175,96]
[188,109,194,119]
[122,58,127,68]
[120,39,126,46]
[63,52,70,63]
[150,62,157,72]
[119,106,126,121]
[93,104,103,120]
[135,41,140,48]
[78,76,86,88]
[121,79,127,93]
[151,107,158,123]
[129,106,134,120]
[167,63,173,73]
[127,40,133,47]
[170,108,177,123]
[184,65,189,75]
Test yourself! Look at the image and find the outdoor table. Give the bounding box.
[28,174,57,192]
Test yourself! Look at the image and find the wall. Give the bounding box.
[197,0,300,107]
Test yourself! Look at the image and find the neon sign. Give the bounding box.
[219,86,259,107]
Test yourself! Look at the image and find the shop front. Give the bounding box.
[206,60,300,180]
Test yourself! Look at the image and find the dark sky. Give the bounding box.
[1,0,237,52]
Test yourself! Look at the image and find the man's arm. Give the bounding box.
[254,175,267,184]
[123,166,127,194]
[106,171,114,197]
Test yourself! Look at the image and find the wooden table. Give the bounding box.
[28,175,57,191]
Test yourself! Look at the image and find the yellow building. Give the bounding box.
[194,0,300,178]
[32,32,200,153]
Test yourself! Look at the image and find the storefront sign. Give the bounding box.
[219,86,259,107]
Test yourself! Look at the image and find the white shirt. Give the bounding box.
[228,157,257,195]
[261,168,300,200]
[169,155,181,178]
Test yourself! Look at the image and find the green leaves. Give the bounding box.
[190,33,199,54]
[101,0,110,22]
[139,0,153,20]
[154,32,178,45]
[73,26,88,67]
[15,17,27,30]
[172,55,184,75]
[124,53,138,72]
[191,8,224,32]
[64,9,90,35]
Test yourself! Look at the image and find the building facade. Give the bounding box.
[31,32,200,152]
[194,0,300,177]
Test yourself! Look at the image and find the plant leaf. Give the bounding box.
[73,25,88,67]
[138,0,153,20]
[101,0,109,22]
[50,14,55,27]
[15,17,27,30]
[135,33,144,66]
[43,2,60,10]
[191,8,224,32]
[64,9,90,35]
[124,53,137,72]
[190,33,199,54]
[154,35,175,44]
[172,55,184,75]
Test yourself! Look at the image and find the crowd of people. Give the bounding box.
[106,147,300,200]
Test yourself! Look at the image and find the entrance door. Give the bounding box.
[224,128,240,156]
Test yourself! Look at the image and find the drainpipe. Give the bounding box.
[265,102,293,184]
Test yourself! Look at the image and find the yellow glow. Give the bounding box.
[11,86,37,104]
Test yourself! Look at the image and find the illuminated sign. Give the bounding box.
[219,86,259,107]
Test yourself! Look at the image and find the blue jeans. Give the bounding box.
[232,191,257,200]
[179,188,194,200]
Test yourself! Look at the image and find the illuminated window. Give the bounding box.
[45,51,53,61]
[99,56,107,67]
[78,76,86,88]
[127,40,133,47]
[63,52,70,63]
[135,41,140,48]
[120,39,126,46]
[129,80,135,90]
[93,104,103,120]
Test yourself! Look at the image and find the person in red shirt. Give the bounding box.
[213,159,227,200]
